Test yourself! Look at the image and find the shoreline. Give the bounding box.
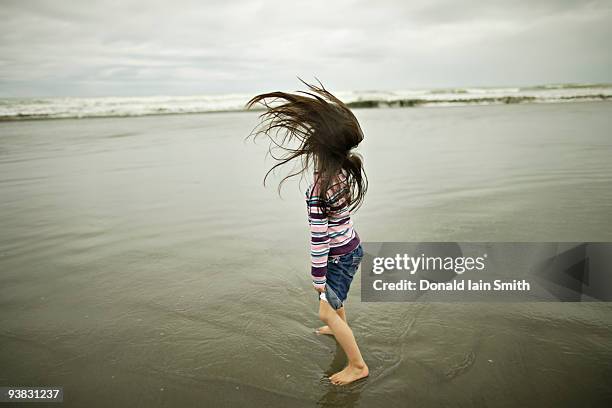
[1,97,611,123]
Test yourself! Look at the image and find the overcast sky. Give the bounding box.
[1,0,611,97]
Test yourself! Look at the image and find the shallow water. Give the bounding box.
[1,102,611,407]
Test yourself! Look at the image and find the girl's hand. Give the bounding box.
[313,282,326,293]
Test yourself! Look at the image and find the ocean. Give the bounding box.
[1,100,611,407]
[1,83,611,121]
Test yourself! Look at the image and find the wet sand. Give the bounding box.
[1,102,611,407]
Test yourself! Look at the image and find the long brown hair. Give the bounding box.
[246,78,367,215]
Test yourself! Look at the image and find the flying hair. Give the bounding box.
[245,77,368,215]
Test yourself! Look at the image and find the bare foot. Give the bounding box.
[329,363,369,385]
[315,325,333,335]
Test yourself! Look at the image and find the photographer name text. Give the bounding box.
[373,279,531,292]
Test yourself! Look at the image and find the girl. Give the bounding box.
[247,79,369,385]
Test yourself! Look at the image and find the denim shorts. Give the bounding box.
[318,244,364,310]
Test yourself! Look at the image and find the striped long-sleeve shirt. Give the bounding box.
[306,171,360,288]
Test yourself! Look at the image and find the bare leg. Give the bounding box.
[337,307,346,322]
[318,299,368,385]
[316,306,346,335]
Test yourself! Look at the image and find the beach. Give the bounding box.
[1,101,611,407]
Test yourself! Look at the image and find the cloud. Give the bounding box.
[0,0,610,96]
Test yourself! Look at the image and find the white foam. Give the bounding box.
[1,85,610,120]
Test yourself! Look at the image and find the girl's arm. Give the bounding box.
[306,187,330,290]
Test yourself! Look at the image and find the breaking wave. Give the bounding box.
[1,83,611,121]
